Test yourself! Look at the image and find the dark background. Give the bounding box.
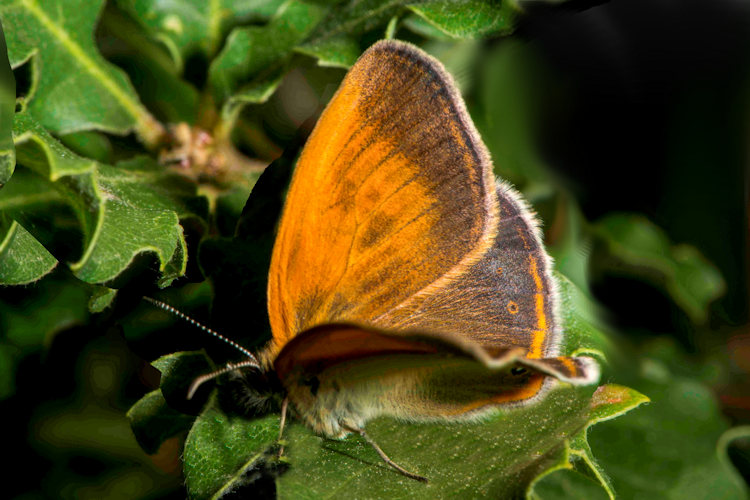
[521,0,749,333]
[4,0,749,497]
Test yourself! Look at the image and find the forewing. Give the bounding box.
[267,41,498,354]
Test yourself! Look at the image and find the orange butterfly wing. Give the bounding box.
[267,41,499,357]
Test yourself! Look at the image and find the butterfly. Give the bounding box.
[182,38,599,483]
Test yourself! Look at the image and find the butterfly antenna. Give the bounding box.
[186,359,260,399]
[142,296,262,367]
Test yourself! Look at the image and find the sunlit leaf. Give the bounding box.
[115,0,286,69]
[0,214,57,284]
[2,110,200,284]
[407,0,518,39]
[0,0,164,146]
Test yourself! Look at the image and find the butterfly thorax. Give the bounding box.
[283,367,380,438]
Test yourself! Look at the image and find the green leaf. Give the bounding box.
[295,33,361,68]
[211,0,530,121]
[556,273,612,360]
[0,17,14,187]
[475,40,557,189]
[294,0,410,69]
[153,351,215,414]
[0,214,57,284]
[407,0,518,39]
[181,382,649,499]
[4,110,199,284]
[127,389,196,455]
[184,407,281,499]
[587,350,748,499]
[548,199,593,296]
[208,0,329,120]
[115,0,286,69]
[128,351,213,455]
[88,285,117,313]
[164,278,646,498]
[222,65,290,121]
[59,131,114,164]
[97,4,200,125]
[0,273,90,349]
[0,0,164,146]
[530,468,610,500]
[527,384,649,500]
[274,386,592,498]
[593,214,726,324]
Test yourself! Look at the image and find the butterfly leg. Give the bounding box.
[341,423,428,483]
[277,396,290,458]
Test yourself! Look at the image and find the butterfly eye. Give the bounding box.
[510,367,527,376]
[303,376,320,396]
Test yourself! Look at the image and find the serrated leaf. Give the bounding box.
[0,0,164,146]
[4,111,198,284]
[0,214,57,284]
[587,354,748,499]
[526,385,649,500]
[569,385,649,498]
[407,0,518,39]
[593,213,726,324]
[530,468,610,500]
[115,0,286,69]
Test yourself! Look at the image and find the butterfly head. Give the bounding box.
[218,364,285,419]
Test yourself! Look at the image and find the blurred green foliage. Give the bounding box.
[0,0,748,499]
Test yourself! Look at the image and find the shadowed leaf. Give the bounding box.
[593,214,726,324]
